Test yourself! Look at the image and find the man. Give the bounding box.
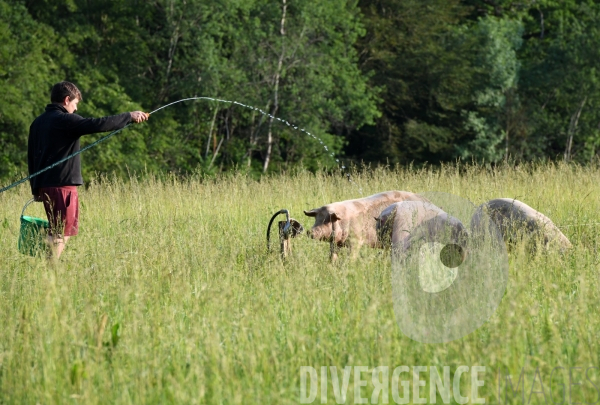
[28,81,149,260]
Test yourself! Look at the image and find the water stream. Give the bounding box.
[151,96,363,194]
[1,96,363,195]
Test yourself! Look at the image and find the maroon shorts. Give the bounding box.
[39,186,79,237]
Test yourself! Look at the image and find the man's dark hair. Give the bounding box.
[50,81,83,103]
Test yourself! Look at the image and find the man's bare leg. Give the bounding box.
[46,235,70,260]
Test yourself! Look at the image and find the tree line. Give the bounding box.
[1,0,599,180]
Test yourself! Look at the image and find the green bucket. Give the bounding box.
[18,199,49,256]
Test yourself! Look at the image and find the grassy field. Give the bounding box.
[0,163,599,404]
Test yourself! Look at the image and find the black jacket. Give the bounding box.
[28,104,131,195]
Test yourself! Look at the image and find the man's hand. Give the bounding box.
[130,111,150,124]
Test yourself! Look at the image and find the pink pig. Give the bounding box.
[304,191,429,260]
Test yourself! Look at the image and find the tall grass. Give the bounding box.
[0,162,599,404]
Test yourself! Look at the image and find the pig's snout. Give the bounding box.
[306,227,325,240]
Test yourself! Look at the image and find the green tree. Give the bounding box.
[24,0,160,178]
[351,0,478,165]
[0,0,69,178]
[519,0,600,162]
[23,0,379,177]
[454,16,524,163]
[214,0,380,173]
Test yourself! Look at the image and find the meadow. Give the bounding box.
[0,163,599,404]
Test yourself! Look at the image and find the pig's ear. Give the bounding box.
[304,209,318,217]
[330,212,342,221]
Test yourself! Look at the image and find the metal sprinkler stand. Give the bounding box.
[267,209,304,260]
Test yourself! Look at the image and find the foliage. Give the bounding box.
[5,0,377,181]
[455,16,523,163]
[518,0,600,162]
[350,0,474,165]
[0,0,69,178]
[0,0,599,182]
[348,0,600,165]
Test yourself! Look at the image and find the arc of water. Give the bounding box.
[0,96,361,195]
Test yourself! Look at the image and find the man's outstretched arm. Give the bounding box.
[66,111,149,138]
